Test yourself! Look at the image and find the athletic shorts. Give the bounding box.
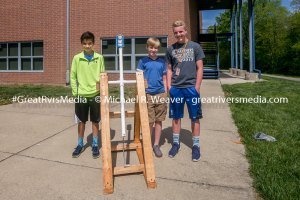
[169,87,202,121]
[146,93,167,124]
[75,96,100,123]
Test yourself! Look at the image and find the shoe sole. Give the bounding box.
[93,154,100,159]
[168,148,180,158]
[154,154,163,158]
[192,158,200,162]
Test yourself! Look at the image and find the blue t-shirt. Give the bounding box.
[137,57,167,94]
[84,52,94,61]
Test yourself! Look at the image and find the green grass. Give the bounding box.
[0,84,72,105]
[0,84,136,106]
[222,77,300,200]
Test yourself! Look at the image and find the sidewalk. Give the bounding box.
[0,77,256,200]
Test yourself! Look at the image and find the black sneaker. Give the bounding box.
[72,145,84,158]
[92,146,100,159]
[168,143,180,158]
[192,145,201,162]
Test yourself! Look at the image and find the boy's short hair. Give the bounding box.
[146,37,161,48]
[80,31,95,43]
[172,20,186,30]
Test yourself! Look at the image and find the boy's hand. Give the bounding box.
[96,81,100,91]
[195,85,200,94]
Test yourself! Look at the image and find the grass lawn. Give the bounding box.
[222,77,300,200]
[0,84,136,106]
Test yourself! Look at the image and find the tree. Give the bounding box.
[254,0,289,73]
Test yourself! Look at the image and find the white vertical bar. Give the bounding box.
[119,47,126,137]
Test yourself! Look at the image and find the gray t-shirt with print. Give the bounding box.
[166,41,205,88]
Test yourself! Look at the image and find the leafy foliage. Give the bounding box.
[215,0,300,75]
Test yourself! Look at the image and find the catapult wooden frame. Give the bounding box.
[100,71,157,194]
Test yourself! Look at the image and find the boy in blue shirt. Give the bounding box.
[137,37,167,157]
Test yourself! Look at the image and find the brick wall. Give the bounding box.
[0,0,66,84]
[0,0,200,85]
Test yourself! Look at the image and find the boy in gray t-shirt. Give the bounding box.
[166,20,205,162]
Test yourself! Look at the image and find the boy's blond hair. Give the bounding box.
[172,20,186,30]
[146,37,160,48]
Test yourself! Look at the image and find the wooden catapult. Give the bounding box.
[99,71,157,194]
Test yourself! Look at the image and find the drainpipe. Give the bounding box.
[230,9,235,68]
[66,0,70,85]
[235,0,238,69]
[239,0,243,70]
[252,0,261,78]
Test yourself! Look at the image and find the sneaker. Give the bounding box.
[192,145,201,162]
[92,146,100,158]
[72,145,84,158]
[153,145,163,157]
[168,143,180,158]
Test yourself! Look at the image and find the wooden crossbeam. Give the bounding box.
[109,111,135,118]
[114,164,145,176]
[111,142,142,152]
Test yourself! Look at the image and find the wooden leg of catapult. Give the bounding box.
[100,72,157,194]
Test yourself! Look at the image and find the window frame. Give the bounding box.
[101,36,168,72]
[0,41,44,72]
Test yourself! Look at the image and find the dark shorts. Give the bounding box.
[169,87,202,121]
[75,96,100,123]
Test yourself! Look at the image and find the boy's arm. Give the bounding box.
[167,63,172,92]
[195,60,203,93]
[163,74,167,93]
[70,57,78,96]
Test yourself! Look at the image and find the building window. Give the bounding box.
[101,36,167,71]
[0,42,43,71]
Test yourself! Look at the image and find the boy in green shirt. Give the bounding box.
[70,31,105,158]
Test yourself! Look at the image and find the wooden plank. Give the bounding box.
[100,73,114,194]
[114,164,145,176]
[133,100,141,143]
[109,111,135,118]
[136,71,157,188]
[111,142,142,152]
[133,100,145,165]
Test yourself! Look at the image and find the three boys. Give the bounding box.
[72,20,204,162]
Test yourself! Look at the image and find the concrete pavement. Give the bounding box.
[0,75,256,200]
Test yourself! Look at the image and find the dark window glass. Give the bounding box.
[33,58,43,70]
[103,56,115,70]
[123,39,131,54]
[21,43,31,56]
[33,42,43,56]
[21,58,31,70]
[0,44,7,57]
[8,58,18,70]
[135,38,148,54]
[102,39,116,54]
[122,56,131,70]
[8,43,18,56]
[0,59,7,70]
